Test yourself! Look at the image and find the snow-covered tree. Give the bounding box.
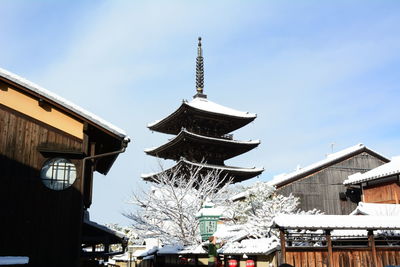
[226,181,321,238]
[124,164,232,246]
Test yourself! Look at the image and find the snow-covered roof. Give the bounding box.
[272,214,400,230]
[213,224,249,243]
[344,156,400,185]
[0,257,29,265]
[187,97,256,119]
[83,212,126,239]
[141,158,264,179]
[268,144,388,187]
[144,129,260,154]
[157,245,184,254]
[148,97,256,128]
[350,202,400,216]
[0,67,127,139]
[220,238,279,255]
[180,244,207,254]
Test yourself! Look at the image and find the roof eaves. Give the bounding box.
[0,68,128,139]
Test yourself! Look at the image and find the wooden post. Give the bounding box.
[279,228,286,264]
[368,230,378,266]
[326,230,333,267]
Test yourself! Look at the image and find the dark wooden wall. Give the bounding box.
[0,104,84,267]
[277,152,386,215]
[285,248,400,267]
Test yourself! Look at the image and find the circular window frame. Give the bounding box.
[40,157,77,191]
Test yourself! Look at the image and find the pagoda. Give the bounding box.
[142,37,263,183]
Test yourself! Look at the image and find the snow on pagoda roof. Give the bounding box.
[144,129,260,153]
[268,144,388,187]
[272,214,400,230]
[141,158,264,179]
[344,156,400,185]
[148,97,256,128]
[187,97,256,118]
[350,202,400,216]
[0,67,127,138]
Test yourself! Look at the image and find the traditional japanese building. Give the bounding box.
[142,38,263,183]
[344,156,400,204]
[0,68,129,267]
[268,144,389,215]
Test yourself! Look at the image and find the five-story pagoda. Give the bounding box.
[142,38,263,183]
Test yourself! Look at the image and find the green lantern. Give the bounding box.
[196,201,222,241]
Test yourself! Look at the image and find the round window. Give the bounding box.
[40,158,77,190]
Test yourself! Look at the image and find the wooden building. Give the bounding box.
[143,38,263,184]
[0,68,129,267]
[268,144,388,215]
[273,214,400,267]
[344,156,400,204]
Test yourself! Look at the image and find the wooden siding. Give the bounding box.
[364,180,400,204]
[0,105,84,267]
[285,248,400,267]
[0,81,84,139]
[277,152,386,215]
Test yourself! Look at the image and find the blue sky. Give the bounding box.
[2,1,400,225]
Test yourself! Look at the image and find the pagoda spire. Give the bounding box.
[195,37,206,98]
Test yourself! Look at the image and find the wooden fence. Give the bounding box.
[284,247,400,267]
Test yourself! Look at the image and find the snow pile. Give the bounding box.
[350,202,400,216]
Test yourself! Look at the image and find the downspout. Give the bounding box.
[81,137,130,178]
[81,137,130,208]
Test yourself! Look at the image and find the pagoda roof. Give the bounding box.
[144,129,260,161]
[141,158,264,184]
[148,97,257,135]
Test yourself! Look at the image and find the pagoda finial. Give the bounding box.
[195,37,206,98]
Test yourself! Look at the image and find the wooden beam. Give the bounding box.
[368,230,378,266]
[325,230,333,267]
[280,228,286,264]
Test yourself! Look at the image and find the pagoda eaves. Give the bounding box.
[148,97,256,136]
[141,158,264,184]
[144,129,260,163]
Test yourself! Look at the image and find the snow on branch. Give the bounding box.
[124,163,232,246]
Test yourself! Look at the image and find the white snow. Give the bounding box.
[180,244,207,254]
[269,144,387,187]
[187,97,256,118]
[350,202,400,216]
[344,156,400,185]
[148,97,256,128]
[220,237,278,254]
[84,211,126,239]
[273,214,400,230]
[144,129,260,153]
[141,158,264,179]
[0,257,29,265]
[0,67,127,138]
[157,245,184,254]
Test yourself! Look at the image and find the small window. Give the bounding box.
[40,158,77,190]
